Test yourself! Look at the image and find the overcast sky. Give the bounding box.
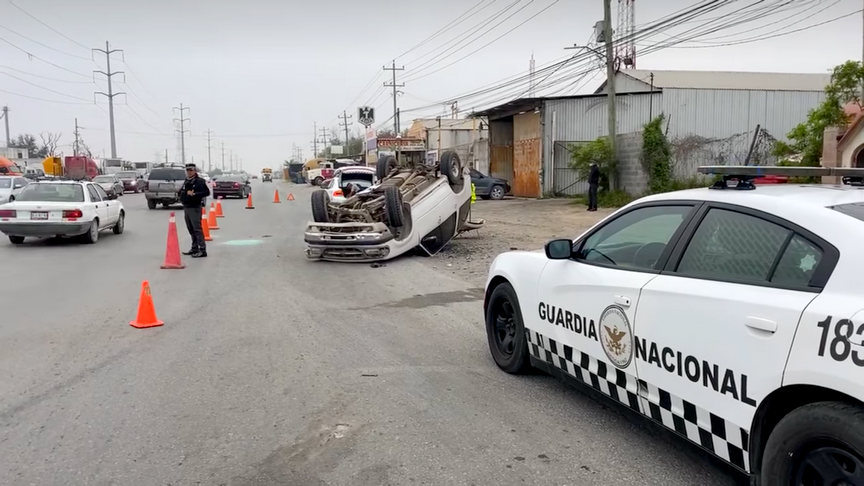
[0,0,860,173]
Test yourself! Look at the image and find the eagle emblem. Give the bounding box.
[599,305,633,368]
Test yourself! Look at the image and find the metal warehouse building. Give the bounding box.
[473,69,830,198]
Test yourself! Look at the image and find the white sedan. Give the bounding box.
[0,176,29,204]
[483,165,864,485]
[0,180,125,244]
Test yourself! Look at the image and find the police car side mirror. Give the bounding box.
[545,239,574,260]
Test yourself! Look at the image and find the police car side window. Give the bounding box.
[676,208,790,282]
[578,205,691,270]
[770,234,823,287]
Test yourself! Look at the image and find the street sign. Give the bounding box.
[358,106,375,127]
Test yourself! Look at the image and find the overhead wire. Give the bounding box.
[4,0,92,50]
[0,36,92,78]
[0,64,92,84]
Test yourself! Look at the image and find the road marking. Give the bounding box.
[221,239,263,246]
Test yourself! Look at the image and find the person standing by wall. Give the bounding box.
[587,162,600,212]
[179,163,211,258]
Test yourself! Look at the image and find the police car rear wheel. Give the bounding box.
[485,282,530,374]
[761,402,864,486]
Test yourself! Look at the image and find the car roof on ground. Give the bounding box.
[644,184,864,210]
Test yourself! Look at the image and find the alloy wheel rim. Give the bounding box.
[794,445,864,486]
[493,298,517,356]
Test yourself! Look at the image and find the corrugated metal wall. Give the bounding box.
[489,119,513,183]
[513,112,542,197]
[541,89,826,193]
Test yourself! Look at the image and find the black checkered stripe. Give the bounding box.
[526,328,751,473]
[639,380,750,472]
[526,328,642,413]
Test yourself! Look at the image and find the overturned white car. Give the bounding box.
[304,150,483,262]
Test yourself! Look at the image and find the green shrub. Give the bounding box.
[642,114,673,193]
[569,137,615,192]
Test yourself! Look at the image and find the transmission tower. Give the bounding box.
[616,0,636,69]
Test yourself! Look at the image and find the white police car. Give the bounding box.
[484,165,864,485]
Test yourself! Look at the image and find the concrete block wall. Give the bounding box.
[616,132,648,196]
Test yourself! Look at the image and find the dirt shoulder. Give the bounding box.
[423,198,616,286]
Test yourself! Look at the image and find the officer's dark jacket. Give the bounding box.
[179,176,211,208]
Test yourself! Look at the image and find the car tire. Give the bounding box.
[439,151,463,186]
[311,190,330,223]
[313,176,324,187]
[147,199,157,210]
[8,196,14,203]
[83,219,99,244]
[377,155,398,180]
[112,211,125,235]
[490,185,505,200]
[485,282,531,374]
[8,235,24,244]
[761,401,864,486]
[384,185,404,228]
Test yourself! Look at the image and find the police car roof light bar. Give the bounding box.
[697,165,864,189]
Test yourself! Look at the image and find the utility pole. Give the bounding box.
[319,127,329,155]
[93,41,125,158]
[1,106,9,147]
[220,141,226,170]
[164,149,168,164]
[204,129,214,173]
[383,61,405,133]
[603,0,617,188]
[312,121,318,157]
[173,103,190,165]
[339,110,353,155]
[73,118,81,156]
[229,150,234,171]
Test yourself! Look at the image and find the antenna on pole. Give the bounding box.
[529,52,536,97]
[616,0,636,68]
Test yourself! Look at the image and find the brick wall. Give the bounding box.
[616,132,648,196]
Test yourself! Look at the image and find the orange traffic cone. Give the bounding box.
[208,208,220,230]
[210,201,216,212]
[201,206,206,216]
[245,192,255,209]
[202,213,213,241]
[130,280,164,329]
[215,198,224,218]
[273,189,281,203]
[160,212,185,269]
[287,193,295,201]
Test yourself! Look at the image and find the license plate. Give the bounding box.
[159,183,175,190]
[30,212,48,220]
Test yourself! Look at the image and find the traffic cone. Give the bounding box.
[130,280,164,329]
[287,193,295,201]
[160,212,185,269]
[215,198,224,218]
[245,192,255,209]
[201,206,206,216]
[202,213,213,241]
[273,189,281,203]
[210,201,216,212]
[208,207,220,230]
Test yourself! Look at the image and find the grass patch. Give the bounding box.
[570,190,633,208]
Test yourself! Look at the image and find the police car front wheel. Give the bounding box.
[761,401,864,485]
[485,282,530,374]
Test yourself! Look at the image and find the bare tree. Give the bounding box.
[39,132,62,156]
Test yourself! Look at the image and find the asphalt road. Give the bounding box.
[0,181,744,485]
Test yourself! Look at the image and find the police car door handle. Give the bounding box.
[745,316,777,334]
[614,295,631,307]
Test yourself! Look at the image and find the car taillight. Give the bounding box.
[332,189,343,197]
[0,209,16,218]
[62,209,83,219]
[233,182,240,188]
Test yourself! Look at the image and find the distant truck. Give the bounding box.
[0,157,23,175]
[305,161,335,186]
[261,168,273,182]
[41,156,100,179]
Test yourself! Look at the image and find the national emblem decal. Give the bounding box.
[600,305,633,369]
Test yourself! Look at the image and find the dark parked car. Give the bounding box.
[470,169,510,200]
[213,175,251,199]
[116,171,144,193]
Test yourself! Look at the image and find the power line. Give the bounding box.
[0,71,93,101]
[0,88,94,105]
[5,0,91,50]
[0,64,92,84]
[0,22,91,60]
[0,36,91,78]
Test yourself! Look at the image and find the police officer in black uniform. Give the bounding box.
[179,163,211,258]
[587,161,600,212]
